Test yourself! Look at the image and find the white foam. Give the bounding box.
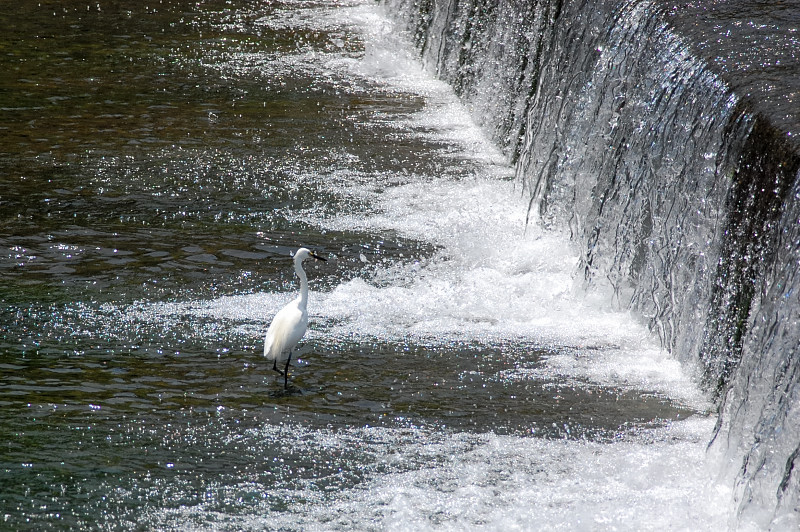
[146,418,730,531]
[320,418,730,531]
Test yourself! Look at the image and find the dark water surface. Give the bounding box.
[1,0,435,302]
[1,1,698,528]
[663,0,800,146]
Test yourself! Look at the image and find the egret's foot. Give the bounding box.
[268,384,303,397]
[285,383,302,394]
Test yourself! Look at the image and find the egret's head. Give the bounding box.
[293,247,326,263]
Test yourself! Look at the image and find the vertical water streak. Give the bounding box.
[384,0,562,161]
[710,137,800,529]
[514,0,748,381]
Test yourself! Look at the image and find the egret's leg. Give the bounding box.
[284,352,292,389]
[272,359,284,376]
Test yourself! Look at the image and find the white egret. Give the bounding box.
[264,247,326,389]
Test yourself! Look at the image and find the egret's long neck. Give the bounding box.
[295,260,309,307]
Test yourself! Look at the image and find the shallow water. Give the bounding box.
[1,1,728,529]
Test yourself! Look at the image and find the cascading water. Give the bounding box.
[383,0,800,528]
[2,0,797,528]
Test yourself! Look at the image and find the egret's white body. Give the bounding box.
[263,247,325,388]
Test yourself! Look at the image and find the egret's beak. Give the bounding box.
[310,252,326,262]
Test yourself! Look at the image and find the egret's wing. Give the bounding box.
[263,299,306,361]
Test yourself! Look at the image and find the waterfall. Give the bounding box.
[383,0,800,527]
